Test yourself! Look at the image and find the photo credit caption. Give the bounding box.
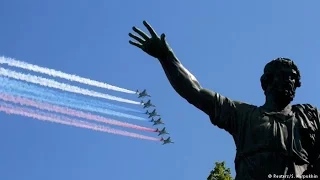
[268,174,319,179]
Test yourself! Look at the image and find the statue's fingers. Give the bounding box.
[143,20,158,38]
[129,33,145,44]
[129,40,143,49]
[160,33,166,42]
[132,26,149,40]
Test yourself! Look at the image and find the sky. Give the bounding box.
[0,0,320,179]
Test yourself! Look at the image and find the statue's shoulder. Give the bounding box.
[292,103,319,123]
[292,103,318,112]
[233,100,259,114]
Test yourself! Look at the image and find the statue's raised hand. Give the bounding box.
[129,21,170,60]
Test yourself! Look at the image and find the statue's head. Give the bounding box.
[260,57,301,104]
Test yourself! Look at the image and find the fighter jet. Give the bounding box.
[155,127,169,136]
[152,118,164,126]
[149,117,155,122]
[136,89,151,98]
[141,100,155,109]
[145,109,160,119]
[160,137,174,145]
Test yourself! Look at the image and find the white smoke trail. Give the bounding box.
[0,68,140,105]
[0,93,154,132]
[0,56,136,94]
[0,102,160,141]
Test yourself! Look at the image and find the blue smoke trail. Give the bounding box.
[0,77,147,121]
[0,76,143,113]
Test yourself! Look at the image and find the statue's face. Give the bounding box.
[268,67,298,103]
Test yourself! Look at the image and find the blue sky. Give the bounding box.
[0,0,320,179]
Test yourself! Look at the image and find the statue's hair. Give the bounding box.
[260,57,301,92]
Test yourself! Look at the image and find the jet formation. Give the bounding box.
[136,89,173,145]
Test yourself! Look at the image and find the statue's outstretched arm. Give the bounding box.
[158,51,214,115]
[129,20,215,115]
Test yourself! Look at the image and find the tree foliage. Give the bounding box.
[207,161,233,180]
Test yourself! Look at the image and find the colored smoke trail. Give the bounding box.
[0,102,160,141]
[0,93,155,132]
[0,56,136,94]
[0,83,147,121]
[0,77,144,114]
[0,68,140,105]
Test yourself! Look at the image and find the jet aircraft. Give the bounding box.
[152,118,164,126]
[160,137,174,145]
[155,127,169,136]
[141,100,155,108]
[145,109,160,119]
[136,89,151,98]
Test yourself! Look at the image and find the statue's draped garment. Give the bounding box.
[209,93,320,179]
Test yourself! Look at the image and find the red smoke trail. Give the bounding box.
[0,103,161,141]
[0,93,156,132]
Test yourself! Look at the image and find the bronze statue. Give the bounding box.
[129,21,320,179]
